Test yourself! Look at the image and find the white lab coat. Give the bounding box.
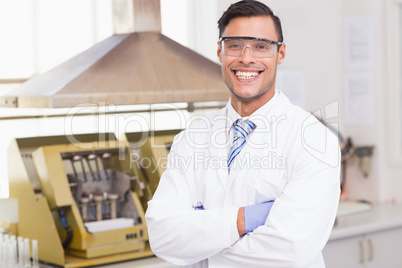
[145,91,340,268]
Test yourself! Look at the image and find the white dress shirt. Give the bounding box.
[145,90,340,268]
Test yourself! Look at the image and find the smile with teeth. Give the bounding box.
[234,71,261,80]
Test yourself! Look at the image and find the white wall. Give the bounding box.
[339,0,382,203]
[161,0,190,47]
[337,0,402,204]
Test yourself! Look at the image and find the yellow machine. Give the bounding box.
[8,131,179,267]
[121,130,181,200]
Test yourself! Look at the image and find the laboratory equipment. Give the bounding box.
[355,146,375,177]
[121,129,181,207]
[8,133,159,267]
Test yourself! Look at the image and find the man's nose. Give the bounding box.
[239,45,256,63]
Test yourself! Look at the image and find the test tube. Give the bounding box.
[94,195,103,221]
[5,235,16,268]
[31,240,39,268]
[0,234,4,267]
[23,238,30,268]
[109,194,119,219]
[7,237,13,268]
[0,235,5,268]
[10,235,17,267]
[102,192,110,219]
[0,235,3,267]
[2,234,9,268]
[18,236,24,268]
[80,197,89,222]
[1,236,4,267]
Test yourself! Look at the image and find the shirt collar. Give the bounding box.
[225,90,280,134]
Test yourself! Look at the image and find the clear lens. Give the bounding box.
[222,38,276,58]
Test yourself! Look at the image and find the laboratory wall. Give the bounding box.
[337,0,402,204]
[339,0,386,203]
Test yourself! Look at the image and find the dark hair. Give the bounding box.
[217,0,283,43]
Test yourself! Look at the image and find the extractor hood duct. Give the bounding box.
[0,0,228,108]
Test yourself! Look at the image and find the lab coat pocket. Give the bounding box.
[253,168,287,202]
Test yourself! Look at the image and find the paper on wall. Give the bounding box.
[344,16,375,70]
[344,72,375,126]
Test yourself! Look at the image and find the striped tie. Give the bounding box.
[227,118,256,173]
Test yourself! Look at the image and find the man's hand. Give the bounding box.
[237,201,275,236]
[237,207,246,236]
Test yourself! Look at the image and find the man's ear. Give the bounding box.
[217,41,223,63]
[277,43,286,65]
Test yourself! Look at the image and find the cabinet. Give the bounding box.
[323,227,402,268]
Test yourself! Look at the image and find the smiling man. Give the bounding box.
[218,15,285,116]
[145,1,341,267]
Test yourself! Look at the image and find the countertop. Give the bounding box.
[330,203,402,241]
[93,256,175,268]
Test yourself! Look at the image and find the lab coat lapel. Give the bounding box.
[208,110,229,189]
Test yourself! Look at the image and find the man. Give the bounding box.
[145,1,340,267]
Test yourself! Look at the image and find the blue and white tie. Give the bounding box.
[227,119,256,173]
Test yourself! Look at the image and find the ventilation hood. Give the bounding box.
[0,0,228,108]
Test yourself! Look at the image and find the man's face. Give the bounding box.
[217,16,286,104]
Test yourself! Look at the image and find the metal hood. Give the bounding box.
[0,0,228,108]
